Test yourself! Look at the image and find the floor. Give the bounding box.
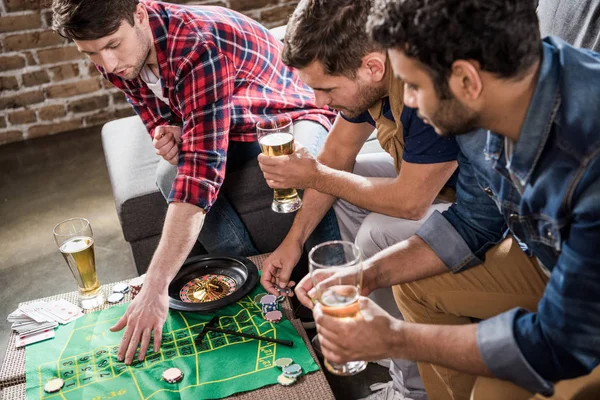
[0,127,390,399]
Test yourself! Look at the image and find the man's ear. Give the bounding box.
[135,3,148,25]
[362,52,387,83]
[448,60,483,101]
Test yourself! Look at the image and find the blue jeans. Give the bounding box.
[156,120,340,256]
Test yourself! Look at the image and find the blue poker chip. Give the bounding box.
[282,364,302,377]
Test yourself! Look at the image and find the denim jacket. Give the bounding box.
[416,37,600,395]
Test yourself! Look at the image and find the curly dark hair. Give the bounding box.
[52,0,139,40]
[282,0,383,78]
[367,0,541,97]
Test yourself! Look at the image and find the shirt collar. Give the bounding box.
[485,38,562,186]
[145,2,169,84]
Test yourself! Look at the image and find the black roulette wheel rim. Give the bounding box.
[168,254,259,312]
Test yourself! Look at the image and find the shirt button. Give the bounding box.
[546,229,554,240]
[484,187,493,195]
[509,213,519,222]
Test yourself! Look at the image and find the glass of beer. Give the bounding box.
[53,218,105,309]
[309,240,367,376]
[257,116,302,213]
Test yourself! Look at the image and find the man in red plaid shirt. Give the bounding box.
[52,0,338,363]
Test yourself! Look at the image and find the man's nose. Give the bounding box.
[314,91,330,108]
[100,51,119,73]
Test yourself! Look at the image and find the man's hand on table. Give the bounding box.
[314,297,401,363]
[110,286,169,364]
[153,125,182,165]
[261,238,304,297]
[258,144,321,190]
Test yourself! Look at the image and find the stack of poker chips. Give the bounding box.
[107,282,129,304]
[274,358,302,386]
[260,294,278,314]
[129,274,145,300]
[162,367,184,383]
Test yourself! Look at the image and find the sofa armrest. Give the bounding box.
[101,116,166,243]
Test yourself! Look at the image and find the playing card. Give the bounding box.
[20,303,51,323]
[48,299,83,322]
[14,321,57,336]
[15,329,55,347]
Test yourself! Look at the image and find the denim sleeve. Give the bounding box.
[479,168,600,393]
[416,147,507,272]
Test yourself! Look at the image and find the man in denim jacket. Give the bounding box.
[294,0,600,398]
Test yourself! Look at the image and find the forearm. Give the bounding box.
[313,165,421,218]
[313,160,456,220]
[144,202,206,291]
[284,188,337,245]
[365,235,448,291]
[392,322,492,377]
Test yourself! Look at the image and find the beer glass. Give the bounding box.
[257,116,302,213]
[309,240,367,376]
[53,218,105,309]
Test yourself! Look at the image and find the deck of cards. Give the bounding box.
[7,299,83,347]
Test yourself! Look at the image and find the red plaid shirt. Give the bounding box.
[104,1,335,211]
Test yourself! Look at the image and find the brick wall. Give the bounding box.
[0,0,298,146]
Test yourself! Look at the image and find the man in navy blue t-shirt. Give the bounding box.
[256,1,458,399]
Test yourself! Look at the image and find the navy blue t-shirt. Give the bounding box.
[342,98,459,187]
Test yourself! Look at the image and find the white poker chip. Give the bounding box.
[274,358,293,368]
[107,292,124,303]
[44,378,64,393]
[277,373,296,386]
[162,367,184,383]
[112,283,130,294]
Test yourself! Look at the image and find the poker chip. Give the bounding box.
[162,367,184,383]
[274,358,293,368]
[107,292,124,304]
[265,310,282,323]
[282,363,302,378]
[130,275,145,300]
[112,283,130,294]
[277,295,284,302]
[276,286,292,295]
[260,294,277,305]
[130,276,145,288]
[277,373,297,386]
[253,293,266,304]
[43,378,64,393]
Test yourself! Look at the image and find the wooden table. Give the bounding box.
[0,255,334,400]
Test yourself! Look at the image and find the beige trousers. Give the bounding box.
[393,237,599,400]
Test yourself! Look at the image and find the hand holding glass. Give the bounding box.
[309,240,367,376]
[53,218,105,309]
[257,116,303,213]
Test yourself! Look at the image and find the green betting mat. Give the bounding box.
[25,286,319,399]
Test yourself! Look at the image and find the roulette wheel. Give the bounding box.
[168,255,259,312]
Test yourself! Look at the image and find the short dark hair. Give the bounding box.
[282,0,383,77]
[52,0,139,40]
[367,0,541,97]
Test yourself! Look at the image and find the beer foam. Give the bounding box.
[258,133,293,146]
[60,236,93,253]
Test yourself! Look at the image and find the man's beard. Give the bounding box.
[334,81,386,119]
[122,27,153,80]
[427,95,479,137]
